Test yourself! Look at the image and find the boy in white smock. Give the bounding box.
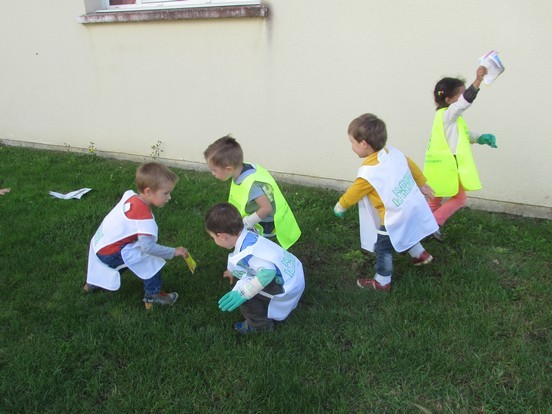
[334,114,438,291]
[205,202,305,334]
[85,163,189,308]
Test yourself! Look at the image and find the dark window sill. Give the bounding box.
[78,5,269,24]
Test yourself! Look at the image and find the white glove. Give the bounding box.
[243,212,262,228]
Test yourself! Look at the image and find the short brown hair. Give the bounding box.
[203,135,243,168]
[205,202,244,235]
[347,113,387,151]
[135,162,178,192]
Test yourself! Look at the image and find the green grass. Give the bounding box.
[0,145,550,413]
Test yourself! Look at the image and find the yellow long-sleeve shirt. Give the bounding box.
[339,147,427,222]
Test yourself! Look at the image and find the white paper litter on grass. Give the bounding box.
[479,50,505,85]
[49,188,92,200]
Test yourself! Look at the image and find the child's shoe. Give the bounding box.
[83,283,99,293]
[412,251,433,266]
[356,278,391,291]
[234,321,257,334]
[143,291,178,309]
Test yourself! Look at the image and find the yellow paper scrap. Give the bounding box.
[185,254,197,274]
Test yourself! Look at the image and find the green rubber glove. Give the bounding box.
[477,134,497,148]
[218,290,247,312]
[333,202,346,218]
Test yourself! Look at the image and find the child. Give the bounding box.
[85,162,189,308]
[424,66,498,241]
[203,135,301,250]
[334,113,438,291]
[205,202,305,334]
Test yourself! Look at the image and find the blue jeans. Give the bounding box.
[96,251,162,296]
[374,226,393,277]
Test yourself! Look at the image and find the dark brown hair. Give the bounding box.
[347,113,387,151]
[203,135,243,168]
[433,77,465,109]
[205,202,244,235]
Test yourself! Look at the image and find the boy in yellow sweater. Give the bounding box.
[334,113,438,291]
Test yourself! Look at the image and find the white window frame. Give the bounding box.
[101,0,261,12]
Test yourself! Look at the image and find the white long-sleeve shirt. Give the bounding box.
[442,86,482,154]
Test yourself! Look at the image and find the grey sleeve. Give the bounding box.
[138,235,175,260]
[463,84,479,104]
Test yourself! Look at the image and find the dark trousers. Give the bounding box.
[96,252,163,296]
[240,280,284,331]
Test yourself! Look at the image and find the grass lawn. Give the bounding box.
[0,145,550,413]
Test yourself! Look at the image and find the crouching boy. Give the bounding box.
[205,202,305,334]
[85,162,189,309]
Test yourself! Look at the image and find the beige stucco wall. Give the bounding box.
[1,1,551,218]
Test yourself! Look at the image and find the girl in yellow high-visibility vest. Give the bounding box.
[423,66,498,241]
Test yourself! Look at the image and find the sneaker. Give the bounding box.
[432,228,444,242]
[356,278,391,291]
[143,291,178,306]
[234,320,256,334]
[412,251,433,266]
[83,283,99,293]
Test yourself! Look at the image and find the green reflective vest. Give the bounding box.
[424,108,482,197]
[229,164,301,250]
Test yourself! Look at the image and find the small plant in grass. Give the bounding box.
[150,140,163,159]
[87,141,97,158]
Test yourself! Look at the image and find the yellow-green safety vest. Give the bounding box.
[229,164,301,250]
[423,108,482,197]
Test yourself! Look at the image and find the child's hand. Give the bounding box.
[476,65,488,82]
[419,184,435,199]
[223,269,235,285]
[477,134,497,148]
[473,65,488,89]
[218,290,247,312]
[0,188,11,196]
[333,202,346,218]
[174,246,189,259]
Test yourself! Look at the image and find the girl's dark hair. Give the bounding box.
[433,77,465,109]
[205,202,244,235]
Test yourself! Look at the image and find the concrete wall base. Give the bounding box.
[2,139,550,220]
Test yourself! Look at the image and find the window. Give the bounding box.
[104,0,261,12]
[80,0,267,23]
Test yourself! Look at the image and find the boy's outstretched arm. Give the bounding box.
[334,178,374,218]
[219,266,276,312]
[138,235,188,259]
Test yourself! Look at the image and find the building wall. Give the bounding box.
[1,1,551,218]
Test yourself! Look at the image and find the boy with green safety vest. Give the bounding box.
[204,135,301,250]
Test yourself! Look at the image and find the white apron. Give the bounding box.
[86,190,166,291]
[228,231,305,321]
[358,147,438,252]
